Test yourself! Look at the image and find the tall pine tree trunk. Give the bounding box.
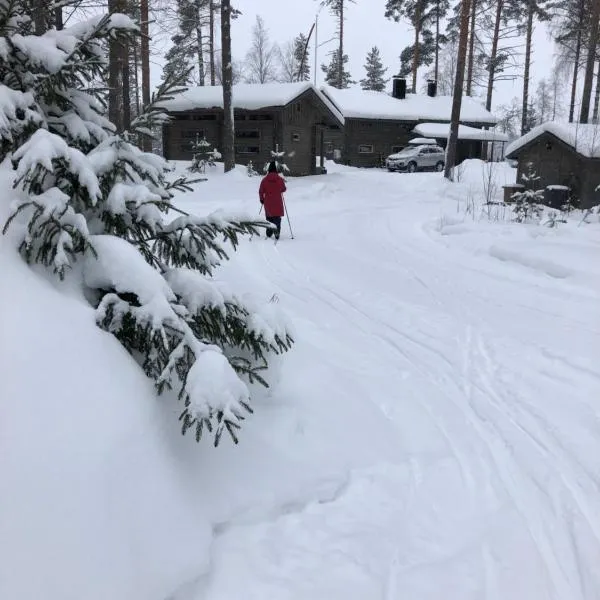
[434,0,440,82]
[140,0,151,150]
[485,0,503,111]
[55,5,63,30]
[579,0,600,123]
[210,0,216,85]
[466,0,477,95]
[445,0,471,180]
[412,0,422,93]
[221,0,235,172]
[593,60,600,122]
[32,0,46,34]
[122,40,131,131]
[108,0,126,133]
[569,0,584,123]
[338,0,344,88]
[521,2,534,135]
[196,8,205,86]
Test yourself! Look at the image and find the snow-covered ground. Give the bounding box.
[2,159,600,600]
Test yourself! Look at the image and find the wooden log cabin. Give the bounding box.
[505,122,600,209]
[159,82,344,176]
[320,77,501,167]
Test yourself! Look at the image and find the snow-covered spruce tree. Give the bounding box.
[189,135,221,174]
[264,148,291,176]
[511,162,544,223]
[1,6,293,445]
[360,46,388,92]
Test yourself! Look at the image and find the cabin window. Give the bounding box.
[174,114,190,120]
[236,146,260,154]
[249,114,272,121]
[236,129,260,139]
[358,144,374,154]
[391,145,404,154]
[292,132,301,142]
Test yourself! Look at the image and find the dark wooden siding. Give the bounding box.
[341,118,491,168]
[343,119,415,167]
[281,92,341,175]
[163,113,220,161]
[514,133,600,209]
[163,109,278,170]
[581,157,600,209]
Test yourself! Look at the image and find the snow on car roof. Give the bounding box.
[320,86,498,124]
[158,82,344,126]
[506,122,600,159]
[408,137,437,145]
[413,122,509,141]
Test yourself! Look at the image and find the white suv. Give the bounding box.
[386,144,446,173]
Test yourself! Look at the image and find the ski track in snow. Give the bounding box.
[172,165,600,600]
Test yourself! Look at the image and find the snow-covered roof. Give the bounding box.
[158,82,344,126]
[505,122,600,159]
[408,137,437,145]
[413,122,509,142]
[319,86,498,124]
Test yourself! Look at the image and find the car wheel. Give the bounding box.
[435,161,444,172]
[407,162,417,173]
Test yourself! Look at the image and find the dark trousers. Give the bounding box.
[265,216,281,238]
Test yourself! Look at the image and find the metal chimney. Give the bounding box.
[427,80,437,97]
[392,76,407,100]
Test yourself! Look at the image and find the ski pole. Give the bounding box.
[282,195,294,239]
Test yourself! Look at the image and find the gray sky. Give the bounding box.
[151,0,557,113]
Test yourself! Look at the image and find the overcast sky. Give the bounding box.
[151,0,556,113]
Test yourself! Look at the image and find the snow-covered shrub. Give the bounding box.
[246,160,260,177]
[189,136,221,174]
[1,4,293,445]
[264,148,291,176]
[512,162,544,224]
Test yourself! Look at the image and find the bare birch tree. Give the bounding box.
[244,15,278,83]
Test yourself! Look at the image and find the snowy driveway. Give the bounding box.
[174,162,600,600]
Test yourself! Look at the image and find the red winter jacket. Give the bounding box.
[259,172,286,217]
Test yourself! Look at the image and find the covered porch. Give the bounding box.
[412,123,510,162]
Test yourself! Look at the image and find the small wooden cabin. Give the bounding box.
[160,82,344,176]
[320,78,501,168]
[505,123,600,209]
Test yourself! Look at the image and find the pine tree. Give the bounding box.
[360,46,389,91]
[321,51,355,88]
[161,33,195,86]
[1,1,293,446]
[189,136,222,173]
[221,0,235,172]
[385,0,438,93]
[321,0,356,89]
[512,162,544,223]
[294,33,311,81]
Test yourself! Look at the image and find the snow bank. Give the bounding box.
[0,169,212,600]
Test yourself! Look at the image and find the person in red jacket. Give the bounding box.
[259,161,286,240]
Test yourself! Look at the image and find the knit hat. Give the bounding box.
[267,161,278,173]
